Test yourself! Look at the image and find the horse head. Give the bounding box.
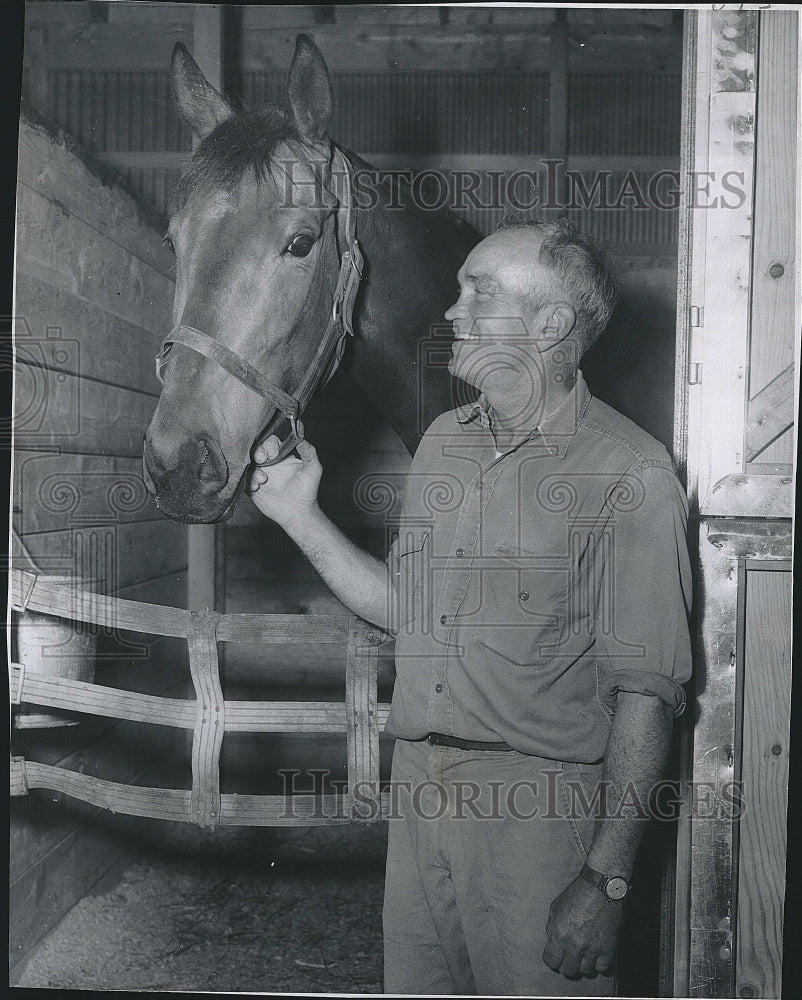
[143,36,357,523]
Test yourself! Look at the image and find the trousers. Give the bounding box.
[382,738,616,997]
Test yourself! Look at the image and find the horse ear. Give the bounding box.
[287,34,333,143]
[171,42,233,139]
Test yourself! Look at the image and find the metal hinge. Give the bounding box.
[688,305,704,384]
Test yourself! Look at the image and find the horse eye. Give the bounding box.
[162,234,176,255]
[286,233,315,258]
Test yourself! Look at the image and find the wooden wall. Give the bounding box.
[10,113,187,969]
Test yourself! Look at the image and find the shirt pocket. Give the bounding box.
[469,552,570,667]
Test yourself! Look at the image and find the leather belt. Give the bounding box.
[426,732,514,752]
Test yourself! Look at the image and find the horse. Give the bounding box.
[142,35,480,524]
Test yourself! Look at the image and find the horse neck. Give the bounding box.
[340,149,480,451]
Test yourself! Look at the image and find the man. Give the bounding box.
[249,219,692,996]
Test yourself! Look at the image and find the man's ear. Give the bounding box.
[540,304,576,347]
[171,42,233,139]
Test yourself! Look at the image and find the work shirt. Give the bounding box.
[384,372,692,763]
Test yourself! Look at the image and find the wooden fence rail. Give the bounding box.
[10,568,391,828]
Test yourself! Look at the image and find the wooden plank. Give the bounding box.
[548,15,568,157]
[242,25,554,74]
[345,618,381,819]
[186,609,224,829]
[188,524,217,612]
[15,182,174,332]
[13,275,165,395]
[13,521,188,595]
[747,429,794,470]
[685,9,758,514]
[39,24,193,71]
[735,567,792,998]
[13,452,162,533]
[184,7,225,622]
[11,662,392,736]
[10,568,190,638]
[745,365,795,462]
[13,362,158,457]
[689,516,741,999]
[10,636,189,773]
[17,117,176,279]
[686,519,791,1000]
[193,5,225,91]
[748,13,798,401]
[704,473,794,519]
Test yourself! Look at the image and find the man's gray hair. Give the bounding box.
[497,216,619,359]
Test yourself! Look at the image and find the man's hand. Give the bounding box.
[543,875,624,978]
[248,434,322,527]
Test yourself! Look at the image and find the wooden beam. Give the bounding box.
[747,11,798,466]
[192,4,225,91]
[735,565,792,999]
[704,472,794,520]
[683,12,760,994]
[548,12,568,158]
[187,5,225,614]
[745,364,795,461]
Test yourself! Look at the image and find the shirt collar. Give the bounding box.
[455,372,592,459]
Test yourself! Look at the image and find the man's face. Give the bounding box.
[444,230,556,393]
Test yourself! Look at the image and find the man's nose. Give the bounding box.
[444,301,459,321]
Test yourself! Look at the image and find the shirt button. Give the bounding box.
[435,683,444,693]
[474,480,482,490]
[456,547,465,558]
[519,591,530,602]
[440,614,448,625]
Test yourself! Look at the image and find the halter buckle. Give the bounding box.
[289,412,305,442]
[156,341,172,385]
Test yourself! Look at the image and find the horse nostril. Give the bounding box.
[142,439,163,492]
[196,436,229,494]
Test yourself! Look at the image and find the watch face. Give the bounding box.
[605,877,629,900]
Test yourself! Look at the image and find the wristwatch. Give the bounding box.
[579,863,630,901]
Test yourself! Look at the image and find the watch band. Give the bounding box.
[579,863,630,901]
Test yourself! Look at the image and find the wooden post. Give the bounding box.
[187,4,226,614]
[192,4,225,93]
[547,10,568,215]
[548,11,568,160]
[674,10,797,997]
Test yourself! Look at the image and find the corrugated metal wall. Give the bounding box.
[40,67,680,247]
[245,71,552,154]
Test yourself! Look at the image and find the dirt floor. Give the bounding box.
[12,823,387,994]
[12,815,665,995]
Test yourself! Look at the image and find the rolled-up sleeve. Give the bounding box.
[595,461,693,718]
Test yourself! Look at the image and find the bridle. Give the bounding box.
[155,145,363,467]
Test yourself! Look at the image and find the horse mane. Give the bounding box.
[172,106,306,210]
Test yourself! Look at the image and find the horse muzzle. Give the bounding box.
[142,434,238,523]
